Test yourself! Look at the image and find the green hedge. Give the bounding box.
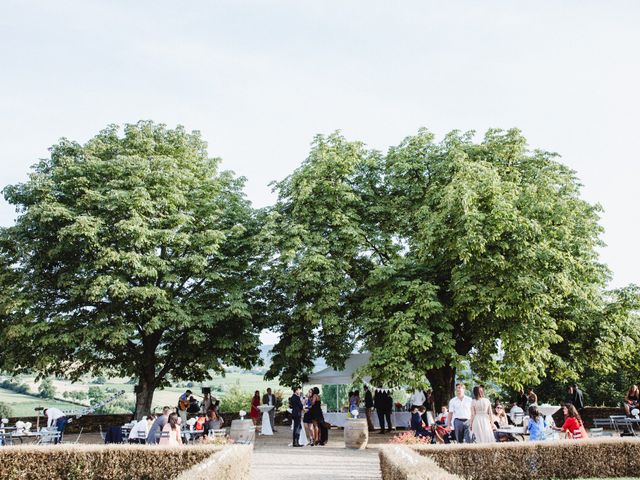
[0,444,250,480]
[380,438,640,480]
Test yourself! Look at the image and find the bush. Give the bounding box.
[0,379,31,395]
[0,402,13,418]
[175,445,252,480]
[220,385,252,413]
[388,438,640,480]
[0,444,249,480]
[92,376,106,385]
[38,378,56,399]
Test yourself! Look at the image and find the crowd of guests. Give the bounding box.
[404,383,594,444]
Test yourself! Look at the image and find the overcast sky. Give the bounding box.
[1,1,638,303]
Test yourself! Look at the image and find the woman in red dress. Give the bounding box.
[250,390,261,425]
[554,403,588,439]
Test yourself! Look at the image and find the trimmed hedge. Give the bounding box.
[174,444,252,480]
[405,438,640,480]
[0,444,249,480]
[379,445,459,480]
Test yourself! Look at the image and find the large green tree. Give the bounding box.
[0,122,265,417]
[265,129,640,408]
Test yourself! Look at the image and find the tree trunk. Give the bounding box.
[134,377,156,420]
[426,365,456,411]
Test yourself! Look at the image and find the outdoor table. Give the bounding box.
[323,412,411,429]
[10,431,43,444]
[258,405,274,435]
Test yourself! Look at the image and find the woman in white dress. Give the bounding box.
[469,386,495,443]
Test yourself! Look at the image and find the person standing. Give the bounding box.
[375,389,393,434]
[469,386,495,443]
[364,386,374,431]
[201,392,212,413]
[289,386,303,447]
[409,389,426,409]
[177,389,192,424]
[262,387,278,432]
[250,390,261,426]
[527,388,538,406]
[44,407,67,444]
[572,384,585,413]
[147,407,170,444]
[447,383,472,443]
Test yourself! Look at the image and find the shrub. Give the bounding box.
[0,402,13,418]
[92,376,106,385]
[38,378,56,399]
[220,385,252,413]
[0,444,248,480]
[175,445,252,480]
[407,438,640,480]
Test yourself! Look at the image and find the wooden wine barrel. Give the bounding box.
[344,418,368,449]
[230,419,255,444]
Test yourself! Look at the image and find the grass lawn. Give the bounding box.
[0,387,81,417]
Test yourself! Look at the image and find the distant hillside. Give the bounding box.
[254,345,326,372]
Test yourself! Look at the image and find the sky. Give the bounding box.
[1,1,638,318]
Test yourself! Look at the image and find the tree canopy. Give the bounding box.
[264,128,640,406]
[0,122,265,416]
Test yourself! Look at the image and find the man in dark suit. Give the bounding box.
[288,386,303,447]
[572,383,585,413]
[364,385,374,431]
[374,389,393,434]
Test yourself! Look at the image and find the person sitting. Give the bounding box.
[410,405,432,440]
[434,406,451,444]
[187,395,201,414]
[129,415,154,443]
[553,403,587,439]
[203,409,225,436]
[159,412,182,446]
[624,385,640,416]
[492,403,515,442]
[526,405,549,441]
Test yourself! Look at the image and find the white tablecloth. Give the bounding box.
[323,412,412,429]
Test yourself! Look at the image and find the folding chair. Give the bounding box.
[38,431,61,445]
[0,431,14,446]
[614,418,636,437]
[610,415,628,435]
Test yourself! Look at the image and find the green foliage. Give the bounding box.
[38,377,56,399]
[88,386,134,413]
[92,376,106,385]
[264,129,640,407]
[220,385,252,413]
[0,122,265,415]
[63,390,88,401]
[0,401,13,418]
[0,379,31,395]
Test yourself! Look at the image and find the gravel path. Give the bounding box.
[250,428,383,480]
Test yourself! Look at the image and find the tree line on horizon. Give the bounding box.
[0,121,638,417]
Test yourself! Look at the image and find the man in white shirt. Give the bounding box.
[447,383,472,443]
[409,390,426,408]
[128,415,154,443]
[44,407,67,444]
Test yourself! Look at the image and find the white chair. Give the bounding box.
[38,431,62,445]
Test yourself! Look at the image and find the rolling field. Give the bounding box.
[0,372,285,417]
[0,387,81,417]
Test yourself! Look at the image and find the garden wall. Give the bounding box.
[0,443,252,480]
[380,438,640,480]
